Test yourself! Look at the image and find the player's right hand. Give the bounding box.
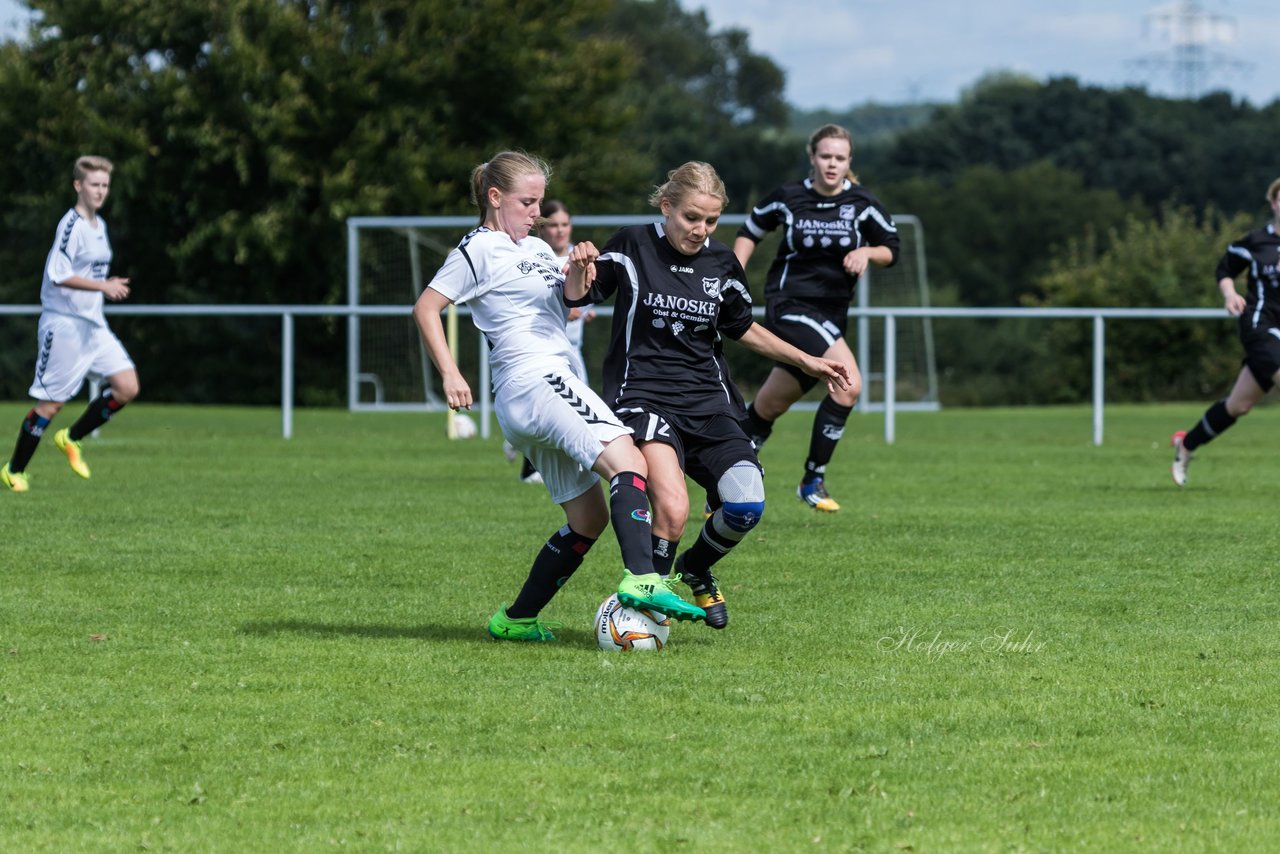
[443,375,473,410]
[103,277,131,301]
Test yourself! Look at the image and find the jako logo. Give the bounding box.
[631,509,651,523]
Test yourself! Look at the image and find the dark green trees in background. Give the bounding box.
[0,0,796,402]
[1,3,1278,405]
[830,74,1280,404]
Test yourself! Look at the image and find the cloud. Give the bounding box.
[693,0,1280,108]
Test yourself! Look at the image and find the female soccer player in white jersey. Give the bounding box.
[503,199,597,486]
[1171,177,1280,486]
[564,161,850,629]
[734,124,900,512]
[412,151,705,642]
[2,156,139,494]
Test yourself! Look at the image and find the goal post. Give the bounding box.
[856,214,940,411]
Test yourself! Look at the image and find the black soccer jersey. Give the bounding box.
[738,177,900,304]
[1217,224,1280,329]
[580,223,755,418]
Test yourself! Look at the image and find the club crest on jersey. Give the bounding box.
[702,277,721,297]
[518,260,536,274]
[840,204,856,220]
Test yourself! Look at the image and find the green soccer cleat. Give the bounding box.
[1,463,29,494]
[487,607,561,642]
[54,429,91,479]
[617,570,706,622]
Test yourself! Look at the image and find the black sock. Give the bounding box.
[507,525,597,619]
[69,389,125,442]
[609,471,655,576]
[803,396,853,483]
[519,457,538,480]
[8,409,51,474]
[680,511,747,579]
[744,402,774,450]
[1183,400,1237,451]
[652,535,680,577]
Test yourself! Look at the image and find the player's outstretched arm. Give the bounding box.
[413,286,473,410]
[737,322,851,393]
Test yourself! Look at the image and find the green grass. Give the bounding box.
[1,401,1277,852]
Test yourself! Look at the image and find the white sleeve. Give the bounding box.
[45,222,81,285]
[427,246,480,304]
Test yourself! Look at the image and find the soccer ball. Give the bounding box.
[595,593,670,652]
[451,412,477,439]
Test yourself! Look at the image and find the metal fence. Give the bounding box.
[0,303,1227,443]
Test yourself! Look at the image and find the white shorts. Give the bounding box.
[29,313,135,402]
[496,370,631,505]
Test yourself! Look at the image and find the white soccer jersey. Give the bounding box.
[427,228,579,391]
[40,208,114,327]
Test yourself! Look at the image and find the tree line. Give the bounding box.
[1,2,1276,405]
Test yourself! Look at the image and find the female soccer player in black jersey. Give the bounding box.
[1171,177,1280,486]
[734,124,900,512]
[565,162,850,629]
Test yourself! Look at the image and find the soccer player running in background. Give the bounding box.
[734,124,899,512]
[502,199,596,485]
[566,162,850,629]
[413,151,704,642]
[1171,177,1280,486]
[2,155,139,494]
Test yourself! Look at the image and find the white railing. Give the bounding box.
[0,304,1228,443]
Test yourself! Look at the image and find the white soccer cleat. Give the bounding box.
[1170,430,1192,487]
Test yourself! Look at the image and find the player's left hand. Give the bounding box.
[805,356,851,392]
[842,249,871,278]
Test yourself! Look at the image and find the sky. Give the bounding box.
[3,1,1276,109]
[693,0,1280,109]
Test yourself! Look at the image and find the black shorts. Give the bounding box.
[1238,316,1280,391]
[764,298,849,390]
[615,402,760,494]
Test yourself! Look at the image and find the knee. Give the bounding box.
[716,461,765,534]
[651,494,690,539]
[833,366,861,406]
[112,376,140,403]
[1228,402,1252,418]
[576,504,610,539]
[1226,398,1253,418]
[831,384,859,407]
[721,499,765,533]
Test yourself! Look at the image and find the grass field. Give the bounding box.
[1,401,1277,852]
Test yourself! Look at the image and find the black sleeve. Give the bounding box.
[1214,235,1253,282]
[718,254,755,340]
[567,230,626,306]
[736,185,786,243]
[860,195,901,268]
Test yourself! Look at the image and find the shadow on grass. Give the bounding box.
[238,619,596,646]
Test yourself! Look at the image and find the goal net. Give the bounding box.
[855,214,939,411]
[346,214,938,413]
